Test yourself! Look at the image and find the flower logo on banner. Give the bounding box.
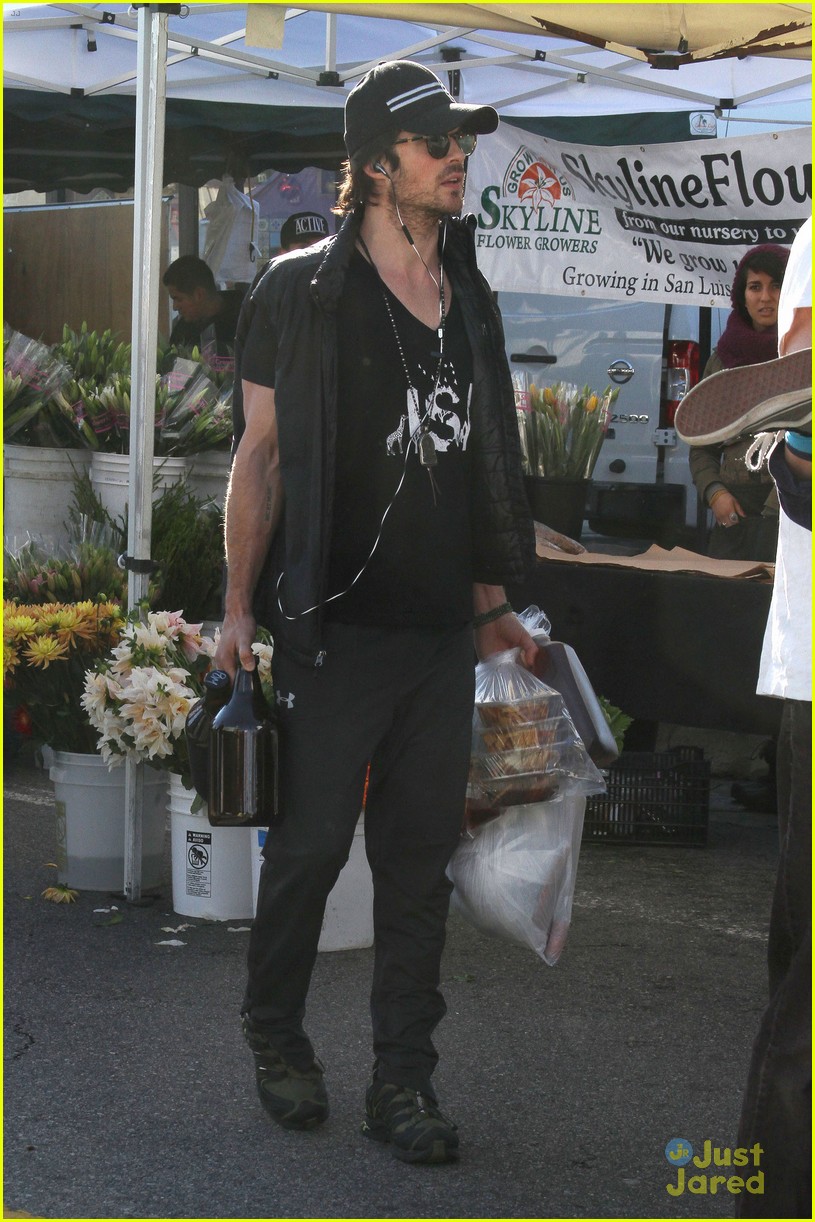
[518,160,563,210]
[502,147,573,212]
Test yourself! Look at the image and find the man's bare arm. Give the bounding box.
[215,380,283,677]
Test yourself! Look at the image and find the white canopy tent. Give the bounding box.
[4,3,811,897]
[4,4,811,128]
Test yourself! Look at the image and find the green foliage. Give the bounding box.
[67,469,225,622]
[149,482,225,622]
[55,321,130,384]
[598,695,633,754]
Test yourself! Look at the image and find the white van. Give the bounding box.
[498,291,727,545]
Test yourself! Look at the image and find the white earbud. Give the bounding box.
[373,162,391,178]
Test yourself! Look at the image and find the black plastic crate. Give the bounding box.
[584,747,710,846]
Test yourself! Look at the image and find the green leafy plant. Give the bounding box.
[149,482,225,621]
[598,695,633,754]
[68,470,225,621]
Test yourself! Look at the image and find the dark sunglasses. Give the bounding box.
[392,132,478,159]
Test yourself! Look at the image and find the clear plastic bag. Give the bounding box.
[466,647,604,829]
[447,794,586,966]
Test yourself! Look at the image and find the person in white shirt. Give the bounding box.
[736,214,811,1221]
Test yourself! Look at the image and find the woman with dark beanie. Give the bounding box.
[689,243,790,560]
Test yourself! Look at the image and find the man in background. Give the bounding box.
[278,211,329,253]
[163,254,244,359]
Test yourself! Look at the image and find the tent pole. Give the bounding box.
[124,5,169,903]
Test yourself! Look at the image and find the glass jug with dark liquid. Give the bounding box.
[185,669,231,800]
[208,666,280,827]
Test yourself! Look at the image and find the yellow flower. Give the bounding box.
[3,641,20,678]
[3,613,38,643]
[23,634,69,668]
[95,602,126,639]
[42,885,79,903]
[585,394,599,413]
[41,606,83,647]
[543,386,557,407]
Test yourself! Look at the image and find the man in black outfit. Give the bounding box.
[162,255,244,361]
[215,60,536,1165]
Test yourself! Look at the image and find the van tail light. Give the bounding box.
[662,340,700,426]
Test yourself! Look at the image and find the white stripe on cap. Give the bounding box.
[386,81,447,112]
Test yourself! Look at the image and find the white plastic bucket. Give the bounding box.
[251,817,374,952]
[3,445,91,551]
[168,773,254,920]
[186,450,231,508]
[48,751,166,892]
[90,452,189,523]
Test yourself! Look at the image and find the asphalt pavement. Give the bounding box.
[3,757,778,1221]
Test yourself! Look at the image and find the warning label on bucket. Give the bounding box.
[186,829,212,898]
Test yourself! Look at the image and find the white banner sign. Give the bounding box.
[464,126,811,306]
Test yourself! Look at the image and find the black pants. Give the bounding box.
[244,622,474,1095]
[736,698,812,1219]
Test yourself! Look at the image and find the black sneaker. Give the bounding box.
[674,347,812,446]
[242,1016,328,1130]
[361,1080,459,1164]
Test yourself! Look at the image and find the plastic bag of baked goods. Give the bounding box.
[447,794,585,966]
[465,647,604,831]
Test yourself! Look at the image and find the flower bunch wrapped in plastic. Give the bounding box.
[81,609,218,782]
[3,326,78,447]
[517,382,619,480]
[158,358,233,455]
[79,373,175,454]
[3,598,126,752]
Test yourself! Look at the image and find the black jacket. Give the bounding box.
[233,208,535,667]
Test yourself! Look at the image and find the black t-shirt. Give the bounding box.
[241,250,475,627]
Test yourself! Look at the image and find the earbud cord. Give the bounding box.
[386,176,445,306]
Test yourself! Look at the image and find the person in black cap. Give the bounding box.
[216,59,536,1164]
[279,211,330,253]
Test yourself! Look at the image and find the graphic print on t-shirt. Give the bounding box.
[384,359,472,459]
[329,251,476,626]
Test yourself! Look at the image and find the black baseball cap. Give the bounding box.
[279,212,330,251]
[344,60,498,163]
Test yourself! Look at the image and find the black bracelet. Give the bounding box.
[473,601,513,628]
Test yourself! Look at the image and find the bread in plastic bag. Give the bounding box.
[466,646,604,829]
[447,794,585,966]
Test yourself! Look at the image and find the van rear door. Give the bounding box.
[499,291,677,533]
